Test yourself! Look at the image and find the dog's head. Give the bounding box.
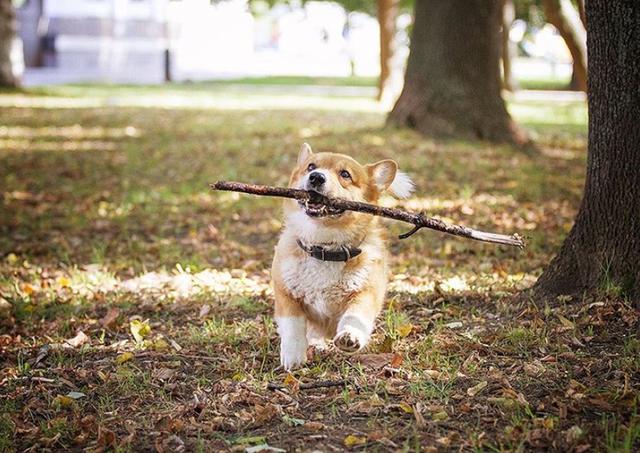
[286,143,414,224]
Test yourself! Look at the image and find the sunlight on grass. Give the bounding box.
[6,82,635,452]
[0,87,384,113]
[0,125,141,139]
[0,138,119,152]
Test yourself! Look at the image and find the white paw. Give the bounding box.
[280,340,308,370]
[334,328,367,354]
[275,316,308,370]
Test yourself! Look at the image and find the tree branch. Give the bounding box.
[210,181,525,248]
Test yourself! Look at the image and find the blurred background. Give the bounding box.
[9,0,583,97]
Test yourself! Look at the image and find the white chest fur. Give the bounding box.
[280,254,369,320]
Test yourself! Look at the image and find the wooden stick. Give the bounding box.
[210,181,525,248]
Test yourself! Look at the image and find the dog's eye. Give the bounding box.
[340,170,351,180]
[307,163,316,172]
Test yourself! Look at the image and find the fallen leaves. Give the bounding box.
[351,353,396,369]
[51,395,75,409]
[466,380,488,397]
[0,81,629,453]
[57,276,71,288]
[344,434,367,448]
[130,319,151,343]
[397,323,413,338]
[64,331,89,348]
[21,283,36,296]
[432,410,449,421]
[115,352,134,365]
[101,307,120,329]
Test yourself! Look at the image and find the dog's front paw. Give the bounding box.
[333,329,364,354]
[280,340,308,370]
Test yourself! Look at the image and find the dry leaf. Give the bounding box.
[101,308,120,329]
[152,338,170,351]
[130,319,151,343]
[97,426,116,447]
[52,395,75,409]
[352,353,395,369]
[414,403,426,428]
[66,391,86,400]
[424,369,442,379]
[432,410,448,421]
[22,283,35,296]
[246,445,285,453]
[199,304,211,318]
[344,434,367,447]
[398,402,414,414]
[304,421,325,431]
[115,352,134,365]
[153,368,176,381]
[283,373,299,390]
[390,353,404,368]
[397,324,413,338]
[467,380,488,397]
[557,314,575,329]
[65,331,89,348]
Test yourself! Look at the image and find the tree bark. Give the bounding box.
[501,0,517,91]
[577,0,586,27]
[0,0,20,88]
[377,0,397,103]
[534,1,640,303]
[542,0,587,92]
[388,0,527,145]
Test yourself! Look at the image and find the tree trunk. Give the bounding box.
[377,0,397,103]
[501,0,517,91]
[0,0,20,88]
[542,0,587,92]
[577,0,586,27]
[387,0,527,145]
[534,1,640,303]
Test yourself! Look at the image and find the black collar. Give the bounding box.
[296,239,362,262]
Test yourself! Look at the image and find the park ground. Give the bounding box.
[0,79,638,452]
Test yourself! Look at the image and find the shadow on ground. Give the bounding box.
[1,87,637,451]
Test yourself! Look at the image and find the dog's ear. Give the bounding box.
[366,159,398,192]
[297,143,313,165]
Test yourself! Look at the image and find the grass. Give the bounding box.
[0,80,637,451]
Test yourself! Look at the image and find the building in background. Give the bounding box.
[15,0,382,85]
[15,0,255,84]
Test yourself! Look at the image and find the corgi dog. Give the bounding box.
[271,143,414,370]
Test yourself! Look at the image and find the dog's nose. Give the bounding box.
[308,171,326,188]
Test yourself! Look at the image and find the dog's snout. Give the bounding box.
[308,171,326,188]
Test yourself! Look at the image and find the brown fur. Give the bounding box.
[271,144,406,369]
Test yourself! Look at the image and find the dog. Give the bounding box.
[271,143,414,370]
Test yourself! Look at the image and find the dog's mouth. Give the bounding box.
[298,200,345,218]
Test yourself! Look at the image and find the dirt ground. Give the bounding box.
[1,83,637,452]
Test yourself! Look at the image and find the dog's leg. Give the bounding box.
[306,322,328,350]
[334,290,382,353]
[274,284,308,370]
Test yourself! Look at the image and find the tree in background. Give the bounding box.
[501,0,517,91]
[334,0,410,102]
[534,1,640,302]
[541,0,587,91]
[388,0,527,145]
[377,0,398,103]
[0,0,20,87]
[515,0,587,91]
